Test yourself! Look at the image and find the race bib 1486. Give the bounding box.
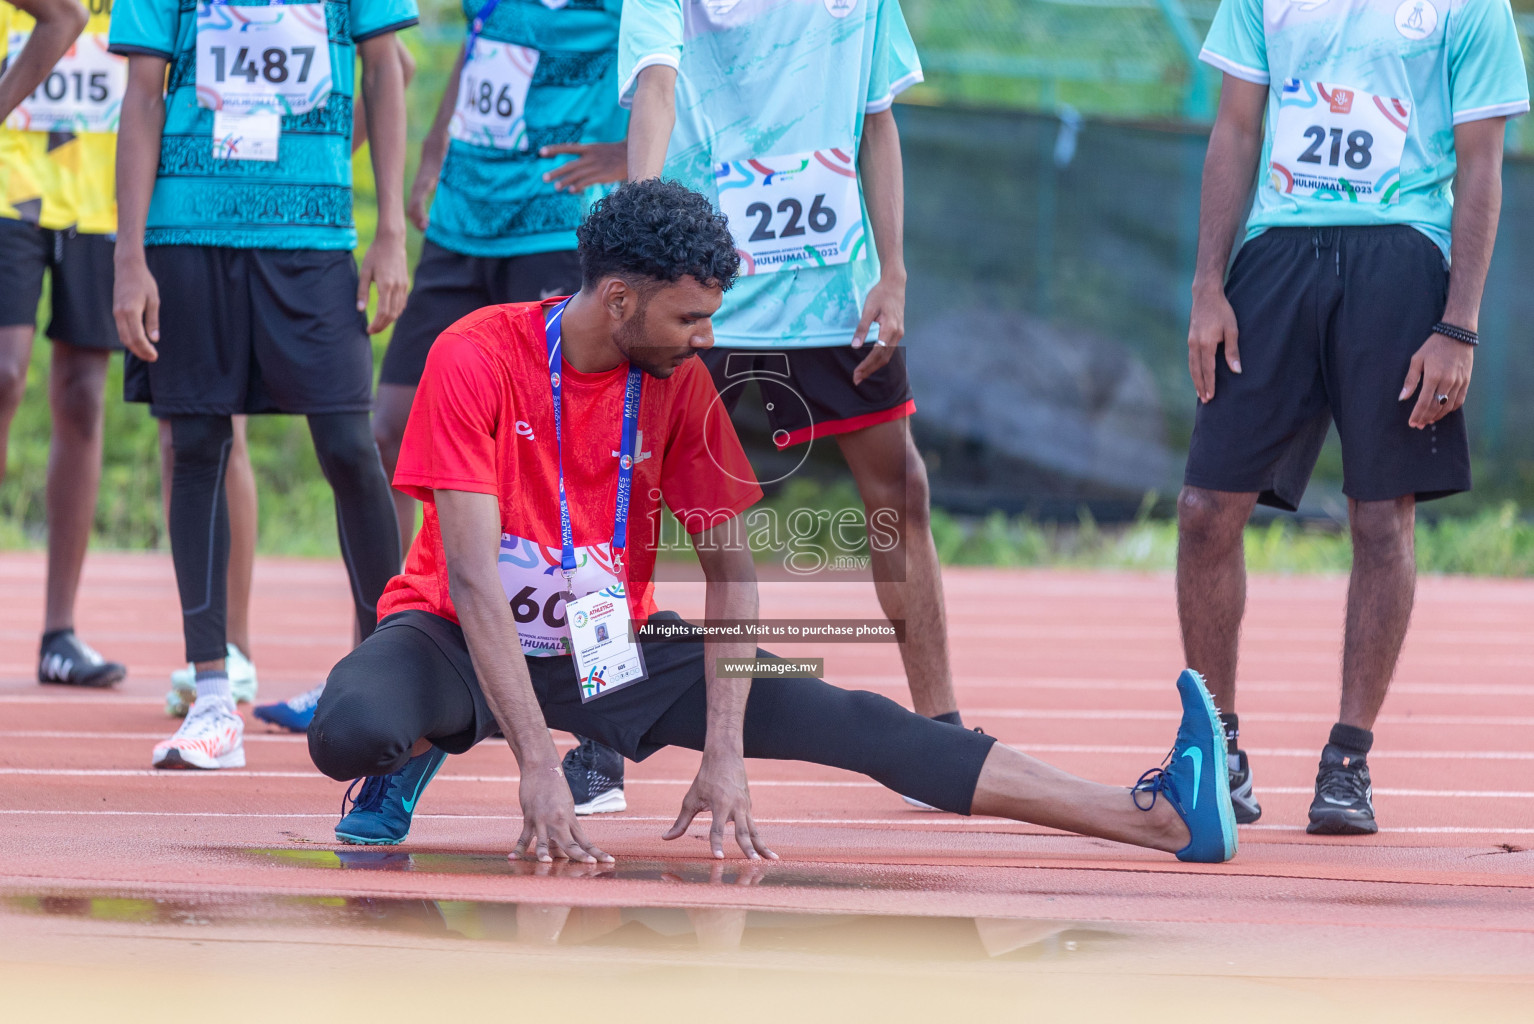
[3,31,125,133]
[1269,80,1411,204]
[715,148,866,275]
[195,1,333,116]
[448,38,538,150]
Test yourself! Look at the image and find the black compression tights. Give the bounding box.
[168,412,400,663]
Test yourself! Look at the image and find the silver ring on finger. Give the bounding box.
[1436,394,1449,405]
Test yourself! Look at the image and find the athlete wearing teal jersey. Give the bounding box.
[577,0,964,819]
[111,1,415,771]
[1180,0,1527,836]
[618,0,921,348]
[109,0,419,249]
[1200,0,1529,256]
[423,0,627,258]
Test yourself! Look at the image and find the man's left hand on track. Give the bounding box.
[1400,331,1474,429]
[357,229,410,334]
[541,142,628,193]
[851,273,905,386]
[664,751,778,860]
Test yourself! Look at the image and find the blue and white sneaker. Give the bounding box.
[1132,669,1238,864]
[253,682,324,733]
[562,736,626,815]
[335,746,448,845]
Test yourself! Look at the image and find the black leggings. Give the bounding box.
[310,614,998,814]
[168,412,400,662]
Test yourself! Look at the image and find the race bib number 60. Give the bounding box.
[715,148,865,275]
[195,1,333,116]
[1269,80,1411,203]
[3,31,126,133]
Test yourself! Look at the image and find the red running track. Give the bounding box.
[1,550,1533,984]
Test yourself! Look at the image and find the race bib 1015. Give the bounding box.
[1269,80,1411,204]
[715,148,866,275]
[448,38,538,150]
[3,31,126,133]
[195,1,333,116]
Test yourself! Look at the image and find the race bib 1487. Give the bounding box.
[1269,80,1411,204]
[195,1,333,116]
[3,31,125,133]
[715,148,866,275]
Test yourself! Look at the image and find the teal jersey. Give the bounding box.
[1201,0,1529,258]
[618,0,921,348]
[427,0,628,259]
[110,0,419,250]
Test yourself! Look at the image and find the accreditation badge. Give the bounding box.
[565,581,647,702]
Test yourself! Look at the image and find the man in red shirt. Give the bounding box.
[307,180,1236,864]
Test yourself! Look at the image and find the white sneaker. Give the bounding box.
[152,697,246,769]
[166,645,259,716]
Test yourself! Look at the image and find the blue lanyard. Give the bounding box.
[464,0,502,56]
[544,299,644,589]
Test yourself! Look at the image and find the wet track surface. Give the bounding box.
[2,552,1533,1020]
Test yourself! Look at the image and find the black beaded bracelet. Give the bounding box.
[1432,322,1479,346]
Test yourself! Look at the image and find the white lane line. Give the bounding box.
[1,769,1531,799]
[971,709,1534,726]
[0,731,578,746]
[0,808,1531,836]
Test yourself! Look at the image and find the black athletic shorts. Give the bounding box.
[379,242,582,387]
[1184,225,1470,510]
[0,218,118,348]
[311,608,996,814]
[123,246,374,417]
[700,345,915,450]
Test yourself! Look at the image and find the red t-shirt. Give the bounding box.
[380,300,763,653]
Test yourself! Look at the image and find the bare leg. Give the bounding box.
[0,324,37,485]
[373,381,417,559]
[836,418,956,718]
[970,744,1190,853]
[225,416,257,657]
[1339,496,1415,730]
[160,416,259,658]
[42,341,111,631]
[1175,485,1258,714]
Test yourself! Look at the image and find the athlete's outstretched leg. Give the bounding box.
[308,411,402,643]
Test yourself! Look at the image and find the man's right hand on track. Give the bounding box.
[112,257,161,362]
[512,760,614,865]
[1187,283,1242,404]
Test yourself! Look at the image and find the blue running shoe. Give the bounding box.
[335,746,448,846]
[1132,669,1238,864]
[253,682,324,733]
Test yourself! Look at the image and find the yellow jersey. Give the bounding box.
[0,0,119,234]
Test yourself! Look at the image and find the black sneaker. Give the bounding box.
[38,631,125,688]
[1228,748,1262,824]
[1306,744,1377,835]
[562,736,626,815]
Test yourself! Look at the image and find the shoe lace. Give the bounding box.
[176,700,233,739]
[1316,757,1368,805]
[342,774,391,818]
[1131,748,1174,812]
[290,683,325,713]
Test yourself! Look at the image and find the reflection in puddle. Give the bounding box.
[252,847,925,890]
[4,891,1122,961]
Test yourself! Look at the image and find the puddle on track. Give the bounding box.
[248,847,943,890]
[2,889,1121,960]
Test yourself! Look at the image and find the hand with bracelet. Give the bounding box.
[1399,320,1477,430]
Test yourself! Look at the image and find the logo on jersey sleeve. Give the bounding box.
[1395,0,1438,40]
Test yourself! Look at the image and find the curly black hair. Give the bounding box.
[576,179,741,292]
